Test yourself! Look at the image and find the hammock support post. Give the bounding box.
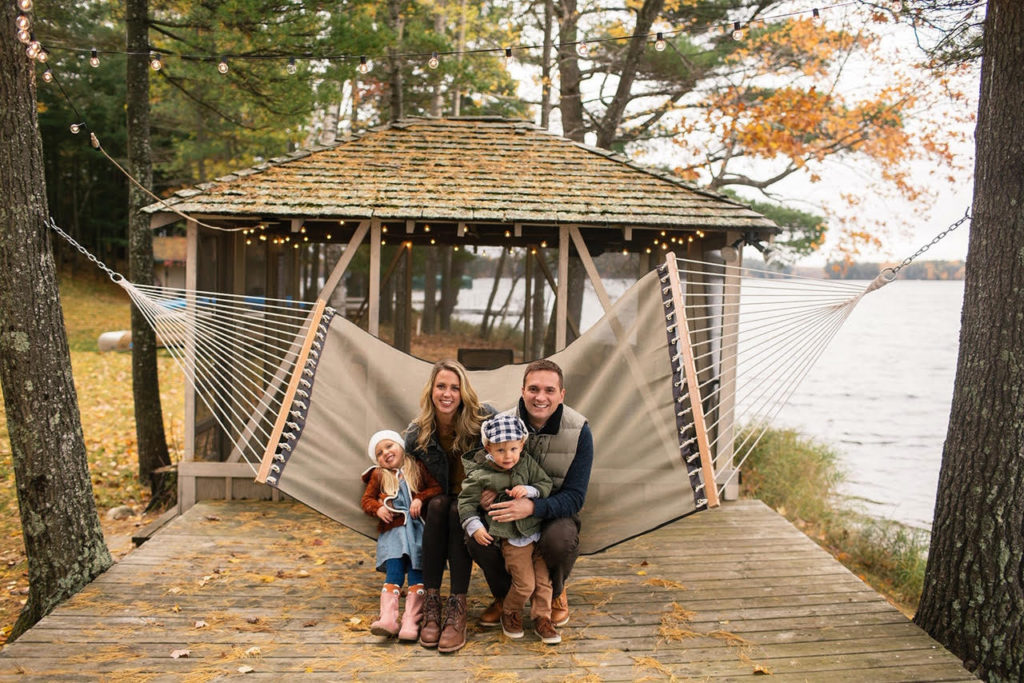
[255,298,328,484]
[665,252,720,509]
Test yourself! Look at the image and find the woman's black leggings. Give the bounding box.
[421,494,472,594]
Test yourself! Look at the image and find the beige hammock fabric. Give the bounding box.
[261,269,710,555]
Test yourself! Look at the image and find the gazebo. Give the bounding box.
[143,116,776,516]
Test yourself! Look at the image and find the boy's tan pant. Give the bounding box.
[501,541,553,619]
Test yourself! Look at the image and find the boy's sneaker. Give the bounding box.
[534,616,561,645]
[501,610,524,639]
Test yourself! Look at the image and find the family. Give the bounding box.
[359,358,594,652]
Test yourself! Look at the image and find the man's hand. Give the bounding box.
[488,497,534,522]
[480,489,497,511]
[471,528,494,546]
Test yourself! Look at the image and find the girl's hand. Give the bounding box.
[472,528,494,546]
[376,506,394,523]
[409,498,422,519]
[507,485,528,499]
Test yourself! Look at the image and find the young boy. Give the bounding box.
[458,414,560,644]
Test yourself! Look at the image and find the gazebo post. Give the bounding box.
[369,219,381,336]
[556,225,569,350]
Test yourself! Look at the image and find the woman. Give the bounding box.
[404,359,492,653]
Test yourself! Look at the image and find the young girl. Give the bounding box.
[361,429,442,640]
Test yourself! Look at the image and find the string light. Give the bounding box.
[812,8,823,25]
[357,55,370,74]
[150,52,162,71]
[41,68,53,83]
[17,29,30,44]
[89,48,100,67]
[217,56,229,74]
[15,13,30,30]
[731,21,743,41]
[286,57,297,74]
[69,122,82,134]
[576,41,589,57]
[428,51,439,69]
[17,0,32,10]
[37,47,48,63]
[654,32,666,51]
[504,47,513,66]
[25,37,40,60]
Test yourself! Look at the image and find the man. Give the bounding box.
[466,359,594,628]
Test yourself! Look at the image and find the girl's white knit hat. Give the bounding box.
[367,429,405,463]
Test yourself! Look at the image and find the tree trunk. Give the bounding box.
[540,0,554,129]
[530,254,546,359]
[555,0,585,142]
[0,10,113,642]
[387,0,404,122]
[913,2,1024,680]
[126,0,171,491]
[479,249,506,338]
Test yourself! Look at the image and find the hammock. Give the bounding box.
[108,243,889,554]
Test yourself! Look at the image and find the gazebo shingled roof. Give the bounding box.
[144,116,776,241]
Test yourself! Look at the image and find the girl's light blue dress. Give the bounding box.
[375,472,425,572]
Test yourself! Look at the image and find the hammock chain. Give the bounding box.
[47,218,122,282]
[883,208,971,280]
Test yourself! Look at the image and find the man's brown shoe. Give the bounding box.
[479,597,503,627]
[551,590,569,627]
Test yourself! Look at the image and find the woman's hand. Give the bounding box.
[409,498,422,519]
[376,506,394,523]
[480,489,497,510]
[489,497,534,523]
[471,528,494,546]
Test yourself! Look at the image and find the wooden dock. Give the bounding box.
[0,499,973,681]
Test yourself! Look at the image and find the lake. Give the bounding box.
[450,276,964,530]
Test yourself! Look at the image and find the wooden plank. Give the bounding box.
[0,500,974,681]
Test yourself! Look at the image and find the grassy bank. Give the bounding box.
[739,427,929,614]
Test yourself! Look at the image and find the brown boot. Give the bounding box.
[437,593,467,653]
[551,589,569,627]
[479,597,503,628]
[418,588,443,648]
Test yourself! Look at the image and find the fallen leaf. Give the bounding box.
[753,664,773,675]
[348,617,362,625]
[246,617,261,624]
[238,665,254,674]
[170,649,190,659]
[636,570,647,576]
[296,570,310,578]
[314,558,326,565]
[204,515,221,522]
[244,646,261,657]
[172,605,181,613]
[194,620,208,629]
[310,538,325,546]
[303,619,318,628]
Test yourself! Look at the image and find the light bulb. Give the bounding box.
[15,14,30,30]
[89,48,100,67]
[70,123,81,134]
[428,51,439,69]
[150,52,162,71]
[18,0,32,10]
[654,32,666,51]
[357,55,370,74]
[286,57,297,74]
[731,21,743,41]
[217,57,229,74]
[576,41,589,57]
[812,8,822,25]
[504,47,513,66]
[17,29,31,44]
[42,68,53,83]
[37,47,48,63]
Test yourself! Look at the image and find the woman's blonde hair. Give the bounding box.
[377,443,424,498]
[411,359,487,457]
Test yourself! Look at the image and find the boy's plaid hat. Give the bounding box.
[481,414,528,445]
